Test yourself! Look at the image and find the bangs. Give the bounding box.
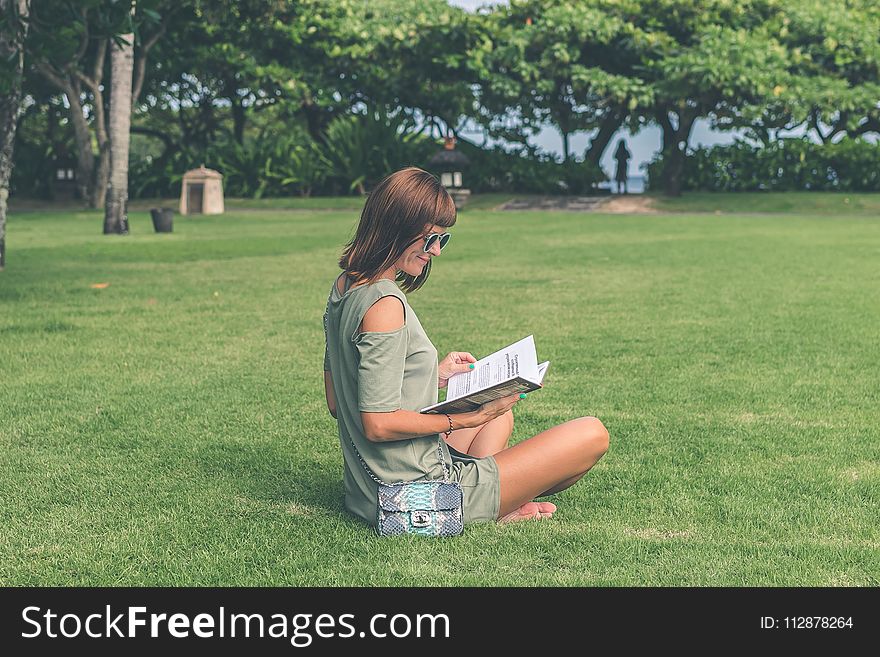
[432,187,457,229]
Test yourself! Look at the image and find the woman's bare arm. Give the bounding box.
[324,370,337,419]
[361,408,478,442]
[357,294,521,441]
[361,395,520,442]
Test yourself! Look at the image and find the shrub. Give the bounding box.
[322,106,436,195]
[451,140,606,194]
[645,138,880,192]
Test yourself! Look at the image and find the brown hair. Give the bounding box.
[338,166,457,293]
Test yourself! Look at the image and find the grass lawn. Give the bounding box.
[13,190,880,215]
[1,200,878,586]
[649,191,880,215]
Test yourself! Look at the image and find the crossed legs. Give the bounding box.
[444,411,610,522]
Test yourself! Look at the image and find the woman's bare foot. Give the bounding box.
[498,501,557,523]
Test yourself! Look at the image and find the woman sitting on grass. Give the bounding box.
[322,166,609,529]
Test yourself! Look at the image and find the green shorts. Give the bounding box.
[447,445,501,524]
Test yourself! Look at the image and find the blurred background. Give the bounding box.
[2,0,879,217]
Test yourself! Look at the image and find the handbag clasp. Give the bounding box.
[411,511,432,528]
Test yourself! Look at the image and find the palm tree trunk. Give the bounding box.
[104,26,135,235]
[0,0,29,270]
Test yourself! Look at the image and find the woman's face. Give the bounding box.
[394,223,447,277]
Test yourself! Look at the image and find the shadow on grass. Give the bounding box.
[193,439,347,520]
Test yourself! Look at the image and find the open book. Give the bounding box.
[420,335,549,414]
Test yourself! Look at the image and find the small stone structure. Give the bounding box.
[50,155,78,201]
[179,166,224,215]
[427,136,471,210]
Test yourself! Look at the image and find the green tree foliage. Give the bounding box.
[739,0,880,145]
[129,0,465,197]
[473,0,652,163]
[643,0,880,193]
[360,0,479,140]
[626,0,793,196]
[24,0,172,207]
[8,0,880,202]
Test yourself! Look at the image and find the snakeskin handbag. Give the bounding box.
[376,480,463,537]
[349,434,463,537]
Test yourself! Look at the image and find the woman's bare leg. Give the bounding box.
[443,425,479,454]
[443,410,513,457]
[447,413,608,520]
[468,410,513,457]
[493,416,609,519]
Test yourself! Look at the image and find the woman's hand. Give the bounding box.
[453,393,523,430]
[438,351,477,389]
[472,393,523,426]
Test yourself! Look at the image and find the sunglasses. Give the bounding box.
[418,232,451,253]
[405,231,451,253]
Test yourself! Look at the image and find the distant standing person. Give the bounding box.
[614,140,631,194]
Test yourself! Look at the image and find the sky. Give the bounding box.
[444,0,745,184]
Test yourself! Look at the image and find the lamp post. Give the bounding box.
[427,134,471,209]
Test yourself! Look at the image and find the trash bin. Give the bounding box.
[150,207,174,233]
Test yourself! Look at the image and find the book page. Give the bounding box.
[445,335,540,402]
[537,361,550,383]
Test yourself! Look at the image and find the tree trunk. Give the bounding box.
[585,110,623,167]
[130,125,176,165]
[557,104,571,162]
[92,139,110,208]
[302,95,330,146]
[131,17,167,107]
[231,99,246,145]
[663,143,685,197]
[104,28,135,235]
[38,38,108,208]
[661,111,697,197]
[88,40,109,209]
[34,66,93,202]
[0,0,29,271]
[67,84,95,203]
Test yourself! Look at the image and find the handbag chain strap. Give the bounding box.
[347,431,450,487]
